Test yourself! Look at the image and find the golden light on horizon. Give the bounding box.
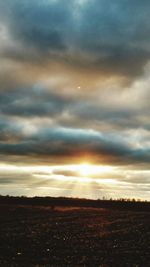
[0,162,137,199]
[78,163,97,177]
[77,163,113,177]
[0,162,114,176]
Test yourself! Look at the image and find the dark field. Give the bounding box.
[0,201,150,267]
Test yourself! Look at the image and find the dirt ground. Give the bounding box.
[0,204,150,267]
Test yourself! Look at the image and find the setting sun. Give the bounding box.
[77,163,113,177]
[78,164,96,176]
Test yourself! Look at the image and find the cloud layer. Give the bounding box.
[0,0,150,199]
[0,0,150,77]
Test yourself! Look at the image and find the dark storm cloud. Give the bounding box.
[0,118,22,142]
[0,125,150,165]
[0,0,72,51]
[71,103,135,123]
[0,0,150,77]
[1,85,149,132]
[76,0,150,76]
[0,87,73,117]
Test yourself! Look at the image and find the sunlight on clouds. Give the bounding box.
[77,163,113,177]
[33,173,92,183]
[0,162,150,200]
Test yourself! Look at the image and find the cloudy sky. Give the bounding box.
[0,0,150,200]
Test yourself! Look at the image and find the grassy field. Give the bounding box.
[0,201,150,267]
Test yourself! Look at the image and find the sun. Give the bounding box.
[77,163,113,177]
[78,163,96,177]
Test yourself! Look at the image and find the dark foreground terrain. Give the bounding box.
[0,198,150,267]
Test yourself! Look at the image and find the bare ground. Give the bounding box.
[0,204,150,267]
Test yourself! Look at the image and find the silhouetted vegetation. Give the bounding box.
[0,195,149,211]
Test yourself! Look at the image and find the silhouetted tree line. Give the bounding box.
[0,195,149,211]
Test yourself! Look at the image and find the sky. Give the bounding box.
[0,0,150,200]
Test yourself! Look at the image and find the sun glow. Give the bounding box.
[78,164,96,176]
[0,162,125,199]
[0,162,113,177]
[77,163,113,177]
